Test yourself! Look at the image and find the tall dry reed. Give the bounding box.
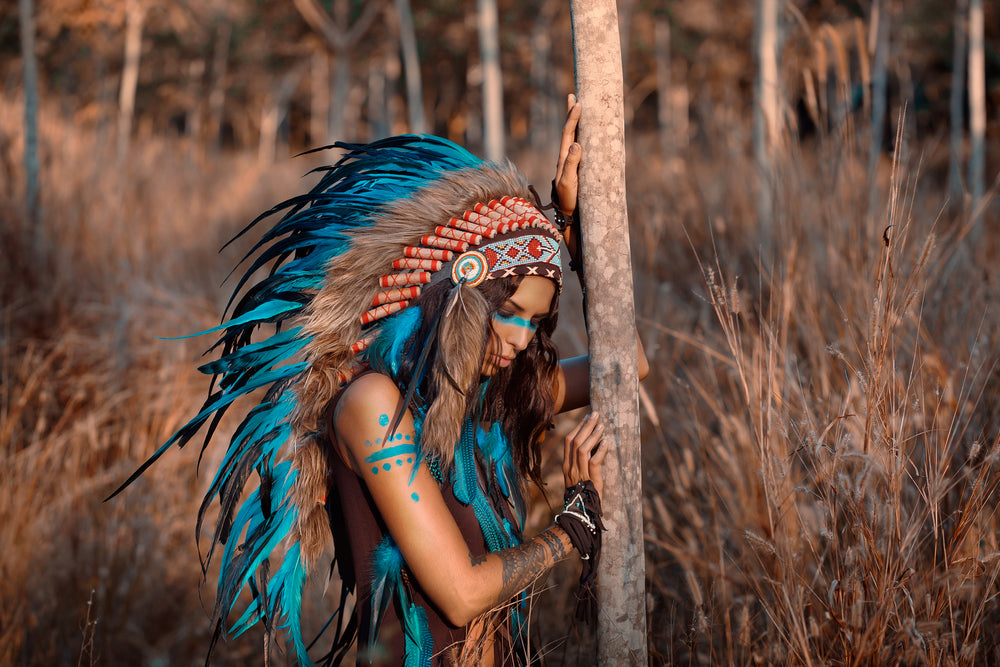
[635,116,1000,665]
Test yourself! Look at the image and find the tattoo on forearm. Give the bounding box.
[495,528,570,603]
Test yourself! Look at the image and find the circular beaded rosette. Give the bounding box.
[451,250,489,286]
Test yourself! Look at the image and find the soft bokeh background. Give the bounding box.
[3,0,1000,664]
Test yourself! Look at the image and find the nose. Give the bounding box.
[504,323,534,353]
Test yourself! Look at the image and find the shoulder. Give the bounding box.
[332,373,409,444]
[335,372,403,418]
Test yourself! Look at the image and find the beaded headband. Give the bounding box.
[351,196,563,355]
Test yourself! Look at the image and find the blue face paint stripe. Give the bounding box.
[364,444,419,464]
[493,312,538,332]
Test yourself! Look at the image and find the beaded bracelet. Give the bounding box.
[554,480,605,622]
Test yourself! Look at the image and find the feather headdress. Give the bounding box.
[109,135,562,664]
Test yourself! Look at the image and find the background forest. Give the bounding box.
[3,0,1000,665]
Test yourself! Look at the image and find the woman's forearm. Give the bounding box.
[444,525,573,625]
[484,525,573,605]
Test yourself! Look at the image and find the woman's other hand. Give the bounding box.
[562,411,607,497]
[554,94,581,217]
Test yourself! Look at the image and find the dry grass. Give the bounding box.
[3,92,999,666]
[632,119,1000,666]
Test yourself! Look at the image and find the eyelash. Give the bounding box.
[498,308,544,327]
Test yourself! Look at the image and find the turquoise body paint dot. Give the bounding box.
[407,457,413,464]
[411,493,419,502]
[405,434,411,441]
[371,467,378,475]
[376,438,382,445]
[395,459,403,466]
[378,414,389,427]
[383,463,392,471]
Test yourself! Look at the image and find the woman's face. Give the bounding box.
[481,275,557,376]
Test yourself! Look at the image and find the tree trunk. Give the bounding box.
[754,0,780,230]
[311,47,330,146]
[292,0,383,142]
[369,57,389,139]
[529,0,559,149]
[394,0,426,133]
[967,0,985,228]
[948,0,968,202]
[477,0,504,160]
[118,0,146,160]
[18,0,40,230]
[868,0,890,222]
[185,58,205,145]
[617,0,637,77]
[330,53,349,140]
[654,15,671,163]
[568,1,646,664]
[259,67,304,165]
[207,19,231,153]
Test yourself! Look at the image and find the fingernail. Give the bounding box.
[570,144,580,154]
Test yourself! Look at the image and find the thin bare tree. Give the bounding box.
[967,0,985,228]
[569,0,645,664]
[754,0,780,229]
[948,0,968,203]
[118,0,146,160]
[868,0,890,222]
[18,0,40,230]
[394,0,426,134]
[477,0,504,160]
[293,0,383,141]
[207,18,232,153]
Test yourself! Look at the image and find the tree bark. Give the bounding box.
[948,0,968,203]
[868,0,890,222]
[754,0,780,231]
[311,46,330,146]
[477,0,504,160]
[967,0,985,228]
[394,0,426,134]
[569,1,646,664]
[293,0,382,141]
[118,0,146,160]
[654,15,671,163]
[368,57,389,139]
[529,0,559,149]
[207,19,231,153]
[18,0,40,230]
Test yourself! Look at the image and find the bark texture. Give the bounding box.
[967,0,985,227]
[477,0,504,160]
[18,0,40,229]
[569,1,646,664]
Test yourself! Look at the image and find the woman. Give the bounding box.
[119,98,646,665]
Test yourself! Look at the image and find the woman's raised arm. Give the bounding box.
[334,373,604,627]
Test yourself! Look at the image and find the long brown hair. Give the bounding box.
[377,274,559,489]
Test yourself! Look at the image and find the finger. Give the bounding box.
[556,100,582,178]
[563,413,588,477]
[566,92,577,114]
[572,411,600,443]
[574,423,605,477]
[556,144,581,210]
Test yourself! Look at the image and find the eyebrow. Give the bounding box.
[507,297,548,318]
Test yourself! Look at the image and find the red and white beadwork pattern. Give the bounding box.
[352,196,563,352]
[479,233,561,281]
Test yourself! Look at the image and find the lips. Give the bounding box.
[497,355,514,368]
